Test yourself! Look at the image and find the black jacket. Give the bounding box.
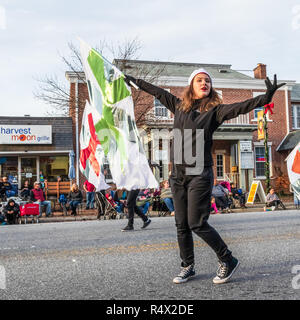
[3,201,20,216]
[132,79,270,169]
[68,190,83,202]
[0,181,12,194]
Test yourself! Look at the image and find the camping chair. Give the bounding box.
[152,196,170,217]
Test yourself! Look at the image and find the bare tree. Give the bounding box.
[34,37,167,125]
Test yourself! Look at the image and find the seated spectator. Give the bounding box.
[210,197,219,214]
[1,176,12,199]
[136,189,152,216]
[160,180,175,216]
[30,182,52,217]
[265,188,286,210]
[230,183,247,209]
[105,192,122,213]
[20,180,31,200]
[3,198,20,224]
[68,184,83,216]
[113,189,127,211]
[59,193,68,216]
[212,179,231,213]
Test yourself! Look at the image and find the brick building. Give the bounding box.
[66,60,299,193]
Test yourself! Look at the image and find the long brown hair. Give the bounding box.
[71,183,79,192]
[178,80,223,113]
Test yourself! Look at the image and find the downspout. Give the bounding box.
[285,86,290,134]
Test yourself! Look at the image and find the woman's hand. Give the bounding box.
[124,74,137,87]
[265,74,286,102]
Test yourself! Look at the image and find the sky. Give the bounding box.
[0,0,300,117]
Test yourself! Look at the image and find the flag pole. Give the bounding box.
[263,109,270,193]
[129,81,139,90]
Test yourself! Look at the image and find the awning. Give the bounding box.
[277,131,300,151]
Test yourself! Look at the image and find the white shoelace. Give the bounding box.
[178,266,193,278]
[217,263,228,278]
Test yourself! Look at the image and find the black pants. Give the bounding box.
[127,189,148,226]
[170,166,232,267]
[267,200,286,209]
[6,213,18,224]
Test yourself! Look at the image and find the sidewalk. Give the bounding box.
[34,201,299,223]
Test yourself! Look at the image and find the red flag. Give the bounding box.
[80,113,101,176]
[292,149,300,174]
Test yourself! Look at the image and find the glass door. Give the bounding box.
[20,157,37,189]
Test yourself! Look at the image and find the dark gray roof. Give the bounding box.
[291,83,300,102]
[113,59,254,81]
[277,130,300,151]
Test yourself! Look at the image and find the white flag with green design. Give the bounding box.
[79,40,158,190]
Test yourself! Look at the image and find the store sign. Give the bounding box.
[241,152,254,169]
[240,140,252,152]
[0,125,52,144]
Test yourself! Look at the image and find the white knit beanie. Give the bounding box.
[188,68,212,85]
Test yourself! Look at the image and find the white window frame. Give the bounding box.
[154,89,170,119]
[254,144,272,179]
[251,91,272,122]
[216,154,224,180]
[292,105,300,129]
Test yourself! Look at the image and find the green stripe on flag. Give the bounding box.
[87,49,131,106]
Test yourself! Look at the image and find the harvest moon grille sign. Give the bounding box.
[0,125,52,144]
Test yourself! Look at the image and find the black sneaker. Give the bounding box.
[173,264,195,284]
[141,219,151,229]
[213,256,240,284]
[121,225,134,232]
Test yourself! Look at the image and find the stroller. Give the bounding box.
[95,192,122,220]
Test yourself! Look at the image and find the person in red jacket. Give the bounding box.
[30,182,52,217]
[83,180,96,210]
[125,71,285,285]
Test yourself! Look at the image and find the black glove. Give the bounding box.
[124,74,137,87]
[265,74,286,102]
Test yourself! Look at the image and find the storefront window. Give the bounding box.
[40,156,69,182]
[0,157,18,183]
[20,157,37,188]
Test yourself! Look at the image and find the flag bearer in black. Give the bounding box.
[125,70,285,284]
[121,189,151,232]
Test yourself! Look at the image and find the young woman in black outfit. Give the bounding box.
[125,70,285,284]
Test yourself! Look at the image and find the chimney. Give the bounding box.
[253,63,267,79]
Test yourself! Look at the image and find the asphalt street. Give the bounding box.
[0,210,300,300]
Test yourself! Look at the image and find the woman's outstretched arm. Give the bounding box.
[216,75,286,124]
[124,75,180,114]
